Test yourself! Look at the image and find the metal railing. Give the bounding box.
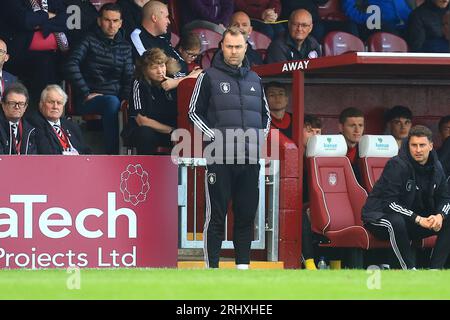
[178,158,280,261]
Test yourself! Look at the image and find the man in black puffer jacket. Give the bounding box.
[65,3,133,154]
[363,125,450,270]
[408,0,450,52]
[188,27,271,269]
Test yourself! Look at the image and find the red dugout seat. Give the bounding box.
[170,32,180,48]
[358,135,398,193]
[323,31,365,56]
[306,135,390,267]
[367,32,409,52]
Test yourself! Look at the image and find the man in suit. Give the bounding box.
[0,39,17,98]
[0,82,37,154]
[30,84,90,155]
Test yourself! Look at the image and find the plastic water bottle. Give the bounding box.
[318,257,327,270]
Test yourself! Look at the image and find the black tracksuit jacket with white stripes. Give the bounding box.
[362,143,450,224]
[188,50,271,164]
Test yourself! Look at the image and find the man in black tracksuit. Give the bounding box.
[188,27,271,269]
[363,125,450,269]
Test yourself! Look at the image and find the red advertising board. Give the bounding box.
[0,156,178,269]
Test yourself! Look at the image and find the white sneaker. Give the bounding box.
[236,264,249,270]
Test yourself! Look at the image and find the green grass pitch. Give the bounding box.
[1,269,450,300]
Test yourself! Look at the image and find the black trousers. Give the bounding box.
[204,163,260,268]
[365,213,450,269]
[129,126,171,155]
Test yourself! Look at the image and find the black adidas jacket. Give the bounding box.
[362,140,450,224]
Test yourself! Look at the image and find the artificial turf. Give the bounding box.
[0,269,449,300]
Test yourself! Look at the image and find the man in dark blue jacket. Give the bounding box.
[363,125,450,269]
[65,3,133,154]
[0,83,37,154]
[438,115,450,185]
[188,27,271,269]
[0,39,17,99]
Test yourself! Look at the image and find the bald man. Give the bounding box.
[266,9,321,63]
[0,39,17,98]
[229,11,263,66]
[130,0,184,76]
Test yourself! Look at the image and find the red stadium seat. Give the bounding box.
[170,32,180,48]
[200,48,217,69]
[318,0,348,21]
[367,32,409,52]
[323,31,365,56]
[90,0,116,11]
[256,48,268,62]
[190,28,222,53]
[168,0,181,35]
[358,135,398,193]
[306,135,388,267]
[248,31,272,50]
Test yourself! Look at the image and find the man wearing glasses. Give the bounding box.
[266,9,321,63]
[0,83,37,154]
[0,39,17,99]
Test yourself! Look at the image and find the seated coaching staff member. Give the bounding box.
[363,125,450,270]
[29,84,90,155]
[0,83,37,154]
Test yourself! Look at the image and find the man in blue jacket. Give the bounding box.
[188,27,271,269]
[0,39,17,99]
[342,0,413,39]
[363,125,450,269]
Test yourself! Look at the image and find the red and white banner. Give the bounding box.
[0,156,178,269]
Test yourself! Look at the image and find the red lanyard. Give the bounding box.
[52,125,70,150]
[12,121,23,154]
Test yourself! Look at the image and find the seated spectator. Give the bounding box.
[0,39,17,98]
[342,0,413,40]
[64,0,99,47]
[175,32,202,72]
[266,9,321,63]
[228,11,264,66]
[131,1,184,75]
[438,115,450,181]
[181,0,234,30]
[384,105,413,148]
[0,83,37,154]
[29,84,90,155]
[281,0,358,42]
[117,0,152,40]
[363,125,450,270]
[408,0,450,52]
[65,3,133,155]
[266,82,292,137]
[233,0,285,39]
[121,48,178,155]
[0,0,69,109]
[339,107,365,183]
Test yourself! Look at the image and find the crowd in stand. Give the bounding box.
[0,0,449,269]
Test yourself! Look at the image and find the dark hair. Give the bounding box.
[408,125,433,142]
[99,3,122,18]
[2,82,29,103]
[264,81,286,92]
[222,26,247,41]
[304,114,322,128]
[384,105,412,123]
[438,115,450,133]
[178,32,201,51]
[339,107,364,124]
